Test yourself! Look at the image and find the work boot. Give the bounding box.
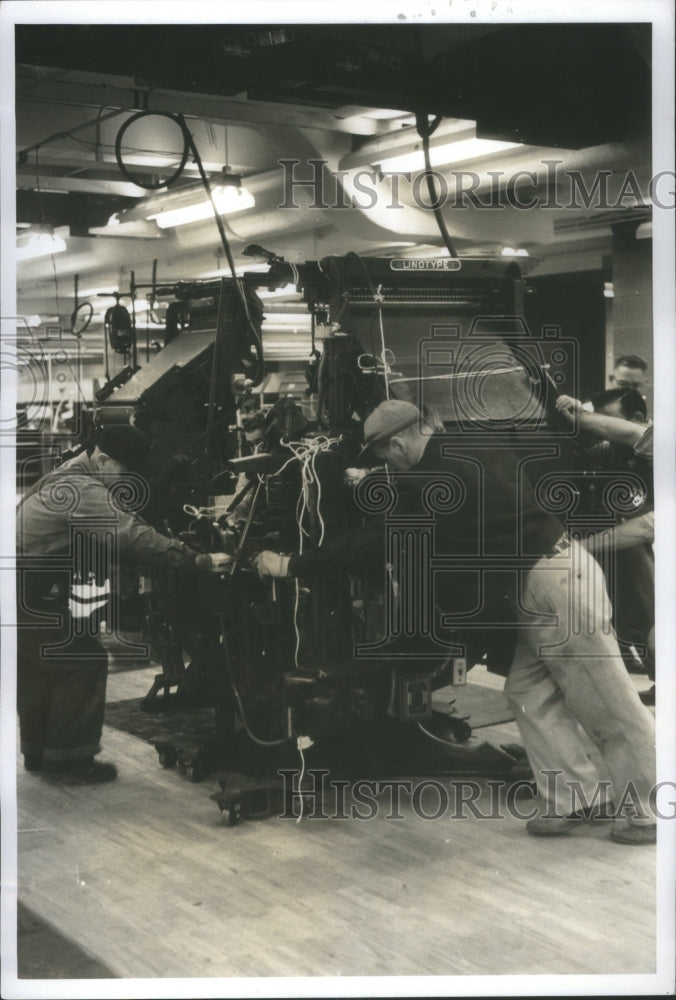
[23,754,43,772]
[45,758,118,784]
[639,685,655,706]
[609,823,656,845]
[526,803,615,837]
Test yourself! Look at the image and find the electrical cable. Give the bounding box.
[374,283,390,400]
[343,251,392,398]
[296,743,307,824]
[70,301,93,337]
[217,617,289,747]
[18,107,126,163]
[417,720,459,747]
[269,435,341,667]
[230,681,289,747]
[114,111,190,190]
[115,110,264,384]
[415,111,458,259]
[389,365,525,385]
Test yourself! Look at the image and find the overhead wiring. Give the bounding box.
[414,111,459,259]
[114,110,264,384]
[17,107,127,163]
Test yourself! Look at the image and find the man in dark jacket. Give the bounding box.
[255,400,656,844]
[16,425,231,783]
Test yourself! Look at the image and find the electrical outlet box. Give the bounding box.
[451,657,467,686]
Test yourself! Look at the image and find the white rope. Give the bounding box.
[270,436,342,668]
[389,365,525,385]
[374,283,390,400]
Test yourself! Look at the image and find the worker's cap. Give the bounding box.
[359,399,422,457]
[94,425,152,473]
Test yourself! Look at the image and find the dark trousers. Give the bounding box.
[17,615,109,763]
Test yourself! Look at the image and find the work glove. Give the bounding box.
[253,551,291,579]
[344,467,369,487]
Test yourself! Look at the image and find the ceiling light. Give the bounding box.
[501,247,529,257]
[363,108,411,120]
[16,230,67,262]
[376,138,521,174]
[148,185,255,229]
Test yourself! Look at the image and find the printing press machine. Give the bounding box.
[92,252,583,820]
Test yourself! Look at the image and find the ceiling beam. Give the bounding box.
[16,67,386,136]
[16,174,148,198]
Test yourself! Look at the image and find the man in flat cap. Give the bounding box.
[254,400,656,845]
[16,424,231,784]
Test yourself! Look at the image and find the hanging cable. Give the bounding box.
[269,436,342,668]
[343,251,392,398]
[217,616,289,747]
[114,111,264,383]
[18,107,126,163]
[415,112,458,259]
[417,721,458,747]
[374,283,390,400]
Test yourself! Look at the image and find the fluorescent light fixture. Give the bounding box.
[262,313,311,326]
[603,282,615,299]
[501,247,529,257]
[129,154,177,168]
[258,284,301,299]
[148,185,255,229]
[376,138,520,174]
[16,230,67,262]
[363,108,411,120]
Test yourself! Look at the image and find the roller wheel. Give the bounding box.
[158,747,178,768]
[186,762,205,783]
[452,719,472,743]
[221,801,242,826]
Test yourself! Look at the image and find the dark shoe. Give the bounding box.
[23,754,43,772]
[526,803,615,837]
[639,685,655,706]
[610,823,656,845]
[46,758,118,784]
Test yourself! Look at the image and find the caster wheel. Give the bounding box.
[454,720,472,743]
[158,748,177,768]
[186,763,204,783]
[222,802,242,826]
